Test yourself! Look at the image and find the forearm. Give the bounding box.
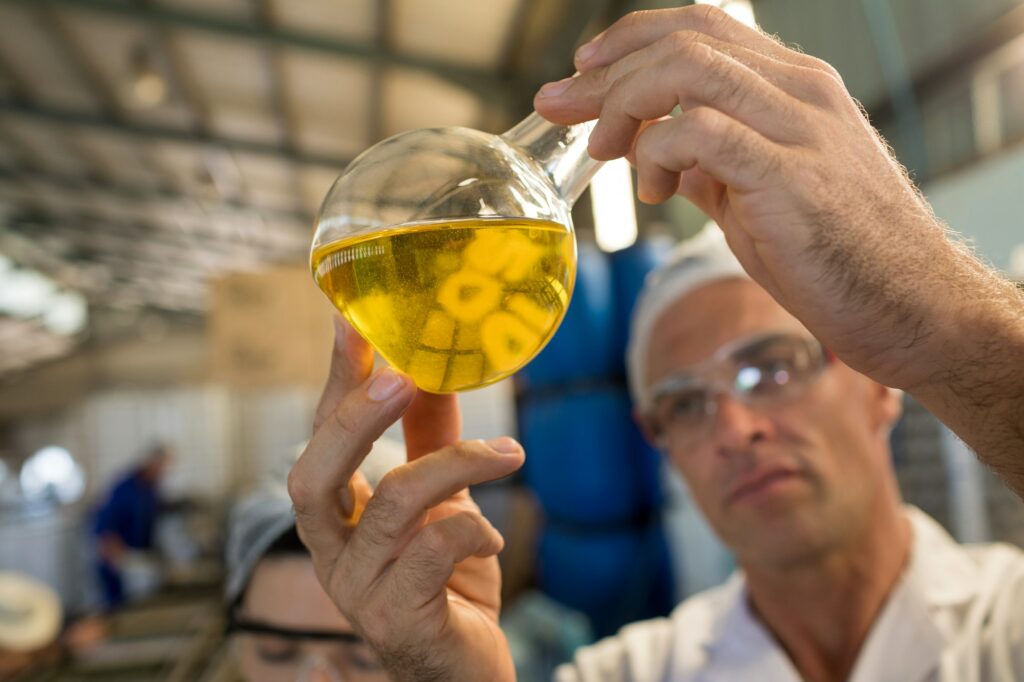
[905,259,1024,496]
[530,3,1024,494]
[836,209,1024,494]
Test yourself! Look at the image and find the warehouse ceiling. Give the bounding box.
[0,0,1021,377]
[0,0,630,375]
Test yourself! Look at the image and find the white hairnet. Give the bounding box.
[224,436,405,605]
[626,225,749,408]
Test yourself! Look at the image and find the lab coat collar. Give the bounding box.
[697,506,974,680]
[901,505,981,607]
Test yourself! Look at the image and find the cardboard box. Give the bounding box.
[208,266,334,388]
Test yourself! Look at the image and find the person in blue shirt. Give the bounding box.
[92,444,170,611]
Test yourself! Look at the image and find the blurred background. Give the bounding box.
[1,0,1023,679]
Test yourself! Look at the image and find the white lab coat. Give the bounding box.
[555,507,1024,681]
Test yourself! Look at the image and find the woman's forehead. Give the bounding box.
[244,556,351,631]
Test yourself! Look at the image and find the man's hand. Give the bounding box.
[97,533,127,566]
[289,319,522,681]
[534,5,1024,494]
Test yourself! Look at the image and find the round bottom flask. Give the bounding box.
[310,114,601,393]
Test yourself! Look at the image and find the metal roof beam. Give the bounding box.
[0,97,352,168]
[0,164,312,223]
[14,0,509,102]
[253,0,306,217]
[369,0,391,144]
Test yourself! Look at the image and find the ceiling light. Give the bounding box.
[43,292,88,336]
[130,43,168,108]
[20,446,86,505]
[0,270,55,318]
[695,0,756,28]
[591,158,639,253]
[0,253,89,336]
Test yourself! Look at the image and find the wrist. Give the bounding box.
[386,619,516,682]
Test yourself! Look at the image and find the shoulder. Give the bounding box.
[112,472,142,494]
[554,577,740,682]
[905,508,1024,675]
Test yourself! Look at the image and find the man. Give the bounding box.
[287,5,1024,680]
[93,444,169,610]
[558,226,1024,680]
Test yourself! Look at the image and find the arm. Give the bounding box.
[97,532,127,565]
[95,486,128,564]
[534,5,1024,495]
[288,318,521,681]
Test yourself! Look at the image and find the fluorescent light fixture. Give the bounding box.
[20,446,86,505]
[44,292,88,336]
[129,43,168,108]
[0,269,55,318]
[0,253,88,336]
[591,158,639,253]
[695,0,756,28]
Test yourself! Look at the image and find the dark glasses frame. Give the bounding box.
[226,608,363,643]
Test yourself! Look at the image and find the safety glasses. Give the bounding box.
[642,332,833,448]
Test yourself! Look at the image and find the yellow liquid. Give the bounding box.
[312,217,576,393]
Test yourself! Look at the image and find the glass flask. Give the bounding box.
[310,113,602,393]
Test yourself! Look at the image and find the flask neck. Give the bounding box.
[500,112,603,206]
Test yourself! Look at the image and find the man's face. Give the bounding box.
[142,449,170,483]
[643,279,901,570]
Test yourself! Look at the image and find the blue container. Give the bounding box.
[517,242,621,390]
[609,237,674,359]
[520,388,662,525]
[538,523,675,638]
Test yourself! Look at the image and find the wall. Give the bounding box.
[925,141,1024,275]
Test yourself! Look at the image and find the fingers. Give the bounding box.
[590,45,806,160]
[573,5,835,77]
[289,367,416,574]
[403,391,462,461]
[631,108,787,203]
[338,438,524,591]
[313,316,374,434]
[536,35,816,162]
[386,511,504,611]
[590,31,840,115]
[343,470,374,525]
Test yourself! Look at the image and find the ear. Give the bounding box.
[873,383,903,436]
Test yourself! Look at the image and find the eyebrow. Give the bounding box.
[227,612,362,642]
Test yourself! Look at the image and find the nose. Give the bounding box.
[307,672,336,682]
[297,657,343,682]
[710,393,774,451]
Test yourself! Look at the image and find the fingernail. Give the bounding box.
[367,368,404,402]
[486,437,521,454]
[538,77,574,98]
[575,35,602,64]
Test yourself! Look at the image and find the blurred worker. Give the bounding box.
[225,439,402,681]
[285,5,1024,681]
[92,443,170,610]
